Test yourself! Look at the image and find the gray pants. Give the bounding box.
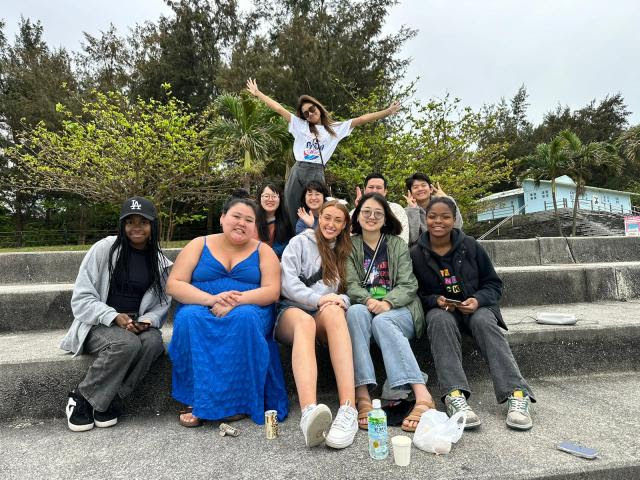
[78,324,164,412]
[426,307,535,404]
[284,161,325,229]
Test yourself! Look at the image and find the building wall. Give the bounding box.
[522,179,632,214]
[477,194,524,221]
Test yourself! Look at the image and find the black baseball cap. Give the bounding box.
[119,196,157,221]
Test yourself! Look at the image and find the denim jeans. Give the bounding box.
[346,304,424,389]
[426,307,535,404]
[78,324,164,412]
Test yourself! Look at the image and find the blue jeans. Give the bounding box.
[346,304,424,389]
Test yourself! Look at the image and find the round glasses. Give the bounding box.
[261,194,279,200]
[360,209,384,220]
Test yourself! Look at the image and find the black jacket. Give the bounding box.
[410,229,506,330]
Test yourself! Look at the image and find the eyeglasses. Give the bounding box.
[261,194,279,200]
[302,104,318,118]
[360,209,384,220]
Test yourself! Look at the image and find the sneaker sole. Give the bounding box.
[324,432,357,450]
[67,420,94,432]
[94,417,118,428]
[464,418,482,429]
[304,406,332,447]
[506,419,532,431]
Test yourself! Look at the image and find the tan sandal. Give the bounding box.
[178,407,203,428]
[356,397,374,430]
[401,399,435,432]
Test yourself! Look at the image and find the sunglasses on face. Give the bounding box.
[302,104,318,118]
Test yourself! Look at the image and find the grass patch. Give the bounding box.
[0,240,191,253]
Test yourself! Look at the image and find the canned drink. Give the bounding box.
[219,423,240,437]
[264,410,278,439]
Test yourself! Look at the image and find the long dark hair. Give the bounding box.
[316,200,352,292]
[296,95,336,137]
[108,216,169,304]
[256,183,293,244]
[300,180,329,211]
[351,192,402,236]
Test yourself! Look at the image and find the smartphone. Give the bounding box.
[444,298,462,305]
[557,442,598,459]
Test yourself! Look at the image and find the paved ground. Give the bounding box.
[1,371,638,480]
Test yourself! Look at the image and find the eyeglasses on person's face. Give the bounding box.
[261,194,279,200]
[302,104,318,119]
[360,209,385,220]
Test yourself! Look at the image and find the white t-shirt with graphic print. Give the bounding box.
[289,115,353,165]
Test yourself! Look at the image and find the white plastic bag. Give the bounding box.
[412,409,466,455]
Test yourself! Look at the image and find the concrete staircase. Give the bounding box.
[470,208,627,239]
[1,237,639,479]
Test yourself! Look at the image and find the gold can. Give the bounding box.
[264,410,278,439]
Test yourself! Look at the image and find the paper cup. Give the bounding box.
[392,435,412,466]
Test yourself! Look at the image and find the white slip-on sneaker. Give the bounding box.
[324,400,358,449]
[300,403,332,447]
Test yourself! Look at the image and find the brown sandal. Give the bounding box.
[356,397,374,430]
[178,407,203,428]
[401,399,435,432]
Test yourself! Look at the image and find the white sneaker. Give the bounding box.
[324,400,358,449]
[300,403,332,447]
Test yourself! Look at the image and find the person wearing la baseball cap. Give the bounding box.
[60,195,173,432]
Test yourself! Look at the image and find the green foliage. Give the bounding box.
[9,87,226,240]
[203,93,290,190]
[218,0,415,117]
[329,89,513,220]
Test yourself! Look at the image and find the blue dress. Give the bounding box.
[168,239,289,423]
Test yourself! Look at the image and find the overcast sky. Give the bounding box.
[3,0,639,125]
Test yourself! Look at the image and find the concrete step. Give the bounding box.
[3,259,640,331]
[1,300,638,420]
[1,236,638,285]
[498,261,640,306]
[1,371,638,480]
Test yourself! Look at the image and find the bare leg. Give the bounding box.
[355,385,371,427]
[275,308,318,410]
[315,305,355,406]
[402,383,435,430]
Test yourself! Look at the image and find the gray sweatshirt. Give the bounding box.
[280,229,350,310]
[405,197,464,248]
[59,236,173,356]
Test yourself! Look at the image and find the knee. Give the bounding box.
[141,330,165,358]
[319,305,347,331]
[370,311,394,335]
[346,304,371,327]
[293,313,316,339]
[468,308,499,333]
[426,308,456,333]
[113,332,142,359]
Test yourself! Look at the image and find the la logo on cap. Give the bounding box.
[130,200,142,211]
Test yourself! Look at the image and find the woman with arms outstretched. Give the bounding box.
[246,78,399,228]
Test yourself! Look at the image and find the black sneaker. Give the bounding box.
[66,390,94,432]
[94,396,123,428]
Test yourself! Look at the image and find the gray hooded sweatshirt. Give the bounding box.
[280,229,350,310]
[59,236,173,356]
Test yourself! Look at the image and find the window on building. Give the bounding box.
[529,192,537,200]
[616,197,620,204]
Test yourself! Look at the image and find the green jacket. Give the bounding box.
[346,234,425,339]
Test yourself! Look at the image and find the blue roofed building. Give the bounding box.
[477,175,635,222]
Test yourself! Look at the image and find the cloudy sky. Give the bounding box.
[3,0,639,125]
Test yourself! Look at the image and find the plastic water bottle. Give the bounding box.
[368,399,388,460]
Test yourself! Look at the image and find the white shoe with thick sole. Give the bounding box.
[300,403,332,447]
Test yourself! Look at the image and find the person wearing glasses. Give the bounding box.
[345,192,435,432]
[246,78,400,228]
[254,183,293,259]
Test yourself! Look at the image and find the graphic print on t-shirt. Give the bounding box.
[440,268,463,298]
[303,139,324,162]
[364,257,390,299]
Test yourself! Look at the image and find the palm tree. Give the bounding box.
[558,130,623,236]
[203,93,289,191]
[520,136,568,236]
[616,124,640,164]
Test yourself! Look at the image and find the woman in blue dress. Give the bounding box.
[167,196,288,427]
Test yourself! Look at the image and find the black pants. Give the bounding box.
[284,161,325,229]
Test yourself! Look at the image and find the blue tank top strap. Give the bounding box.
[255,241,262,252]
